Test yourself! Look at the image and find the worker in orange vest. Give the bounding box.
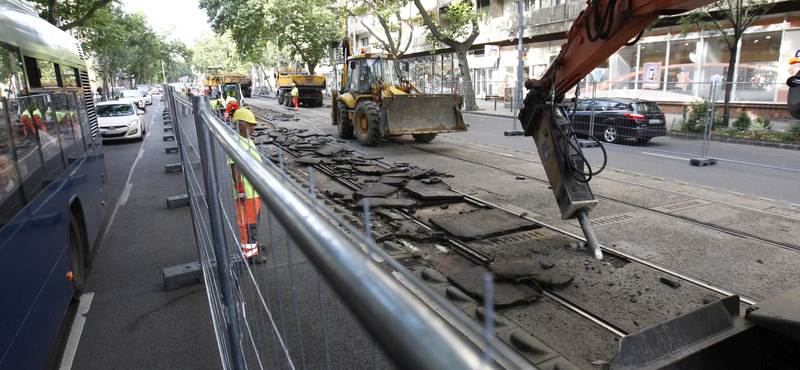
[228,108,266,264]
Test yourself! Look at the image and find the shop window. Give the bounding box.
[639,41,667,89]
[666,39,699,93]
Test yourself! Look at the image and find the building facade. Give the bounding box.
[347,0,800,105]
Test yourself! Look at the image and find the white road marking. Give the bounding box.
[59,293,94,370]
[641,152,690,161]
[119,182,133,205]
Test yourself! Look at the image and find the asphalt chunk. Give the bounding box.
[429,208,538,240]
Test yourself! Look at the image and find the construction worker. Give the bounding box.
[228,108,266,264]
[209,96,220,117]
[291,83,299,111]
[225,93,239,121]
[31,105,48,134]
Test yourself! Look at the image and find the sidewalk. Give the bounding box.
[467,97,519,118]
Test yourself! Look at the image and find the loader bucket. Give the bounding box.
[382,94,468,135]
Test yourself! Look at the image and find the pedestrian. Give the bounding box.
[291,83,299,111]
[228,108,266,264]
[96,86,103,101]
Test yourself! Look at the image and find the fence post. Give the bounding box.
[193,96,246,370]
[690,81,718,166]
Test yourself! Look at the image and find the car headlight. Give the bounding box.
[128,119,139,127]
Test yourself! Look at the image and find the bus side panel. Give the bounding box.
[0,149,105,370]
[81,139,107,251]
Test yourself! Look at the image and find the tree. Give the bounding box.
[199,0,340,75]
[679,0,776,126]
[344,0,415,57]
[30,0,115,31]
[190,32,251,75]
[264,0,340,74]
[413,0,479,111]
[76,5,191,91]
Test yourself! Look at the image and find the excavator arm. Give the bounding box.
[519,0,717,260]
[530,0,716,100]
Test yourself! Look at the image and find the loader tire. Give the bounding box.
[354,101,382,146]
[337,101,354,139]
[277,92,284,105]
[412,133,437,143]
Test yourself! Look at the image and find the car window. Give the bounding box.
[575,101,590,111]
[609,102,631,110]
[635,102,661,112]
[121,90,143,98]
[96,104,134,117]
[594,100,609,111]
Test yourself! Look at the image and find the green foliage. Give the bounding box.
[418,0,479,51]
[681,100,720,133]
[75,4,191,84]
[30,0,114,30]
[199,0,340,74]
[190,32,250,74]
[755,117,771,130]
[344,0,414,57]
[789,121,800,136]
[733,113,751,130]
[748,117,769,137]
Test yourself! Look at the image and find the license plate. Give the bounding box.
[649,119,660,124]
[102,130,110,135]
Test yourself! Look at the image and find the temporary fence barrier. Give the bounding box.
[162,85,532,370]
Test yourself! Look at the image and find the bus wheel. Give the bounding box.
[68,213,86,300]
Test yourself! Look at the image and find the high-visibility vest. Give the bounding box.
[225,96,237,105]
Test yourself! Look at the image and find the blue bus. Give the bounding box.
[0,1,107,368]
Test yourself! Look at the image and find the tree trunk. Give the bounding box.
[722,42,738,127]
[309,63,316,75]
[456,46,478,111]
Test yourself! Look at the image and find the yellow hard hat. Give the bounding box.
[232,108,256,124]
[291,83,296,86]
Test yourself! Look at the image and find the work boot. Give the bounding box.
[247,255,267,264]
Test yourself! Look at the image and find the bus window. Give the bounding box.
[0,43,26,98]
[37,93,65,182]
[9,96,45,201]
[0,132,24,228]
[66,92,85,159]
[74,88,91,149]
[24,57,61,89]
[62,66,78,88]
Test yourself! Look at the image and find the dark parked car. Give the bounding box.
[568,98,667,143]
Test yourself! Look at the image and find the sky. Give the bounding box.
[122,0,212,47]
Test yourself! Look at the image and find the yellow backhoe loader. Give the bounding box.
[331,43,467,146]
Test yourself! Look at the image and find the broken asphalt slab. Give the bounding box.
[448,267,541,307]
[404,179,464,202]
[429,208,539,240]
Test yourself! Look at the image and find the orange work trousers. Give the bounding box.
[236,197,261,257]
[293,96,298,110]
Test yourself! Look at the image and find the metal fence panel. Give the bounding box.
[163,86,532,370]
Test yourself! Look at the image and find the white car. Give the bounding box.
[140,90,153,105]
[96,101,146,141]
[119,90,147,112]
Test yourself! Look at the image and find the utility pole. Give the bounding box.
[505,0,525,136]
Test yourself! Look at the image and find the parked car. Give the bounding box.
[568,98,667,143]
[118,89,147,112]
[96,101,146,141]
